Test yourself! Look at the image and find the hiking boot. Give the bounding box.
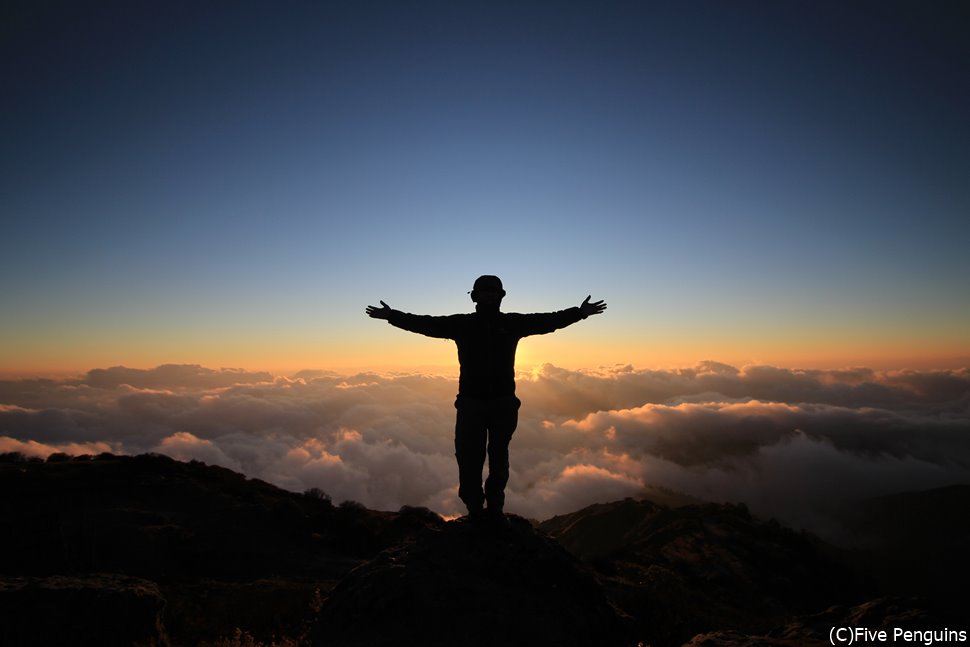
[466,507,486,526]
[485,507,511,530]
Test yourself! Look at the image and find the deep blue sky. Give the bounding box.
[3,1,968,373]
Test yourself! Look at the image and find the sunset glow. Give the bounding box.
[4,3,968,381]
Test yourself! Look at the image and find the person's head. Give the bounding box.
[469,275,505,305]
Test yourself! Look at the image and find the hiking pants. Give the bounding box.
[454,394,521,512]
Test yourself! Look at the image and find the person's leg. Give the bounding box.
[483,395,520,514]
[454,396,487,515]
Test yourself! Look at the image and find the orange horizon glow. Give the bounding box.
[3,344,968,381]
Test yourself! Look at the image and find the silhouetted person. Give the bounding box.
[366,275,606,526]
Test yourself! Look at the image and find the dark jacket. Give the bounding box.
[386,305,585,397]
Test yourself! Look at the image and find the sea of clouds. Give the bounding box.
[1,362,968,539]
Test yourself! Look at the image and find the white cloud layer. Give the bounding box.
[2,363,968,539]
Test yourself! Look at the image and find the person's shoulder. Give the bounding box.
[413,312,469,320]
[441,312,474,325]
[502,310,559,318]
[502,312,542,327]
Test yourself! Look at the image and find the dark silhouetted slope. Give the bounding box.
[0,452,439,580]
[1,453,962,647]
[540,498,863,646]
[0,574,168,647]
[0,452,441,645]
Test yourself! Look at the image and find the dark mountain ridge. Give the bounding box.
[0,451,440,645]
[1,452,963,646]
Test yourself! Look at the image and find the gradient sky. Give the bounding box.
[3,1,969,376]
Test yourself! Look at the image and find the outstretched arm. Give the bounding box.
[512,295,607,337]
[579,295,607,319]
[365,300,461,339]
[365,300,394,320]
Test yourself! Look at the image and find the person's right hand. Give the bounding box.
[365,300,393,319]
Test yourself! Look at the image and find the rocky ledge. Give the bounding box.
[312,514,632,647]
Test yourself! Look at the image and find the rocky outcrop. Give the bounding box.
[312,515,632,647]
[682,597,944,647]
[0,574,168,647]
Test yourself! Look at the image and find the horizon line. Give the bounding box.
[3,357,969,382]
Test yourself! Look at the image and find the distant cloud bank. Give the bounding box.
[2,363,968,537]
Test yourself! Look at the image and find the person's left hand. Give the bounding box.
[580,295,607,318]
